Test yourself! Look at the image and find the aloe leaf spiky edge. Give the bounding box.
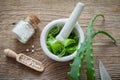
[92,30,116,43]
[85,14,104,80]
[68,42,86,80]
[85,14,116,80]
[68,14,105,80]
[68,14,116,80]
[87,14,105,32]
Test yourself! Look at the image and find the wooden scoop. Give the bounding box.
[4,49,44,72]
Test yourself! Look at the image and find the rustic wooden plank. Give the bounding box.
[0,0,120,80]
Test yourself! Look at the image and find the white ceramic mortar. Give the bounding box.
[40,19,84,62]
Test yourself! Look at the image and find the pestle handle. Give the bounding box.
[56,2,84,41]
[4,49,18,59]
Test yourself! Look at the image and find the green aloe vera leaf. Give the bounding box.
[85,14,105,80]
[48,25,61,37]
[47,39,64,55]
[47,45,52,52]
[47,25,79,57]
[85,14,116,80]
[68,14,116,80]
[68,56,82,80]
[92,30,116,43]
[74,36,79,43]
[66,46,77,54]
[86,15,116,80]
[87,14,105,33]
[85,40,96,80]
[62,39,76,47]
[68,42,86,80]
[57,48,66,57]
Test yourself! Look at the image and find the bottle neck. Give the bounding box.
[25,17,38,29]
[25,13,40,29]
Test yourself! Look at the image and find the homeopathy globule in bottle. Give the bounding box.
[12,13,40,44]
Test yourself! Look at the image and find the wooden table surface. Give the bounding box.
[0,0,120,80]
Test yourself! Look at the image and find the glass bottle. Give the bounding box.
[12,13,40,44]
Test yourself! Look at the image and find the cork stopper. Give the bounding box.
[4,49,18,59]
[28,13,40,24]
[26,13,40,29]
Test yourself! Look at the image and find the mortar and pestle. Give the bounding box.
[40,2,84,62]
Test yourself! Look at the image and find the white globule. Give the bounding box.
[31,49,35,53]
[26,49,30,52]
[32,45,35,48]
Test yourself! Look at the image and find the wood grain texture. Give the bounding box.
[0,0,120,80]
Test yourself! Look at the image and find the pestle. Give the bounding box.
[56,2,84,41]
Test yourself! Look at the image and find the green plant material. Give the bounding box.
[47,38,64,55]
[66,45,77,54]
[62,39,76,47]
[68,42,86,80]
[48,25,61,37]
[47,26,79,57]
[68,14,116,80]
